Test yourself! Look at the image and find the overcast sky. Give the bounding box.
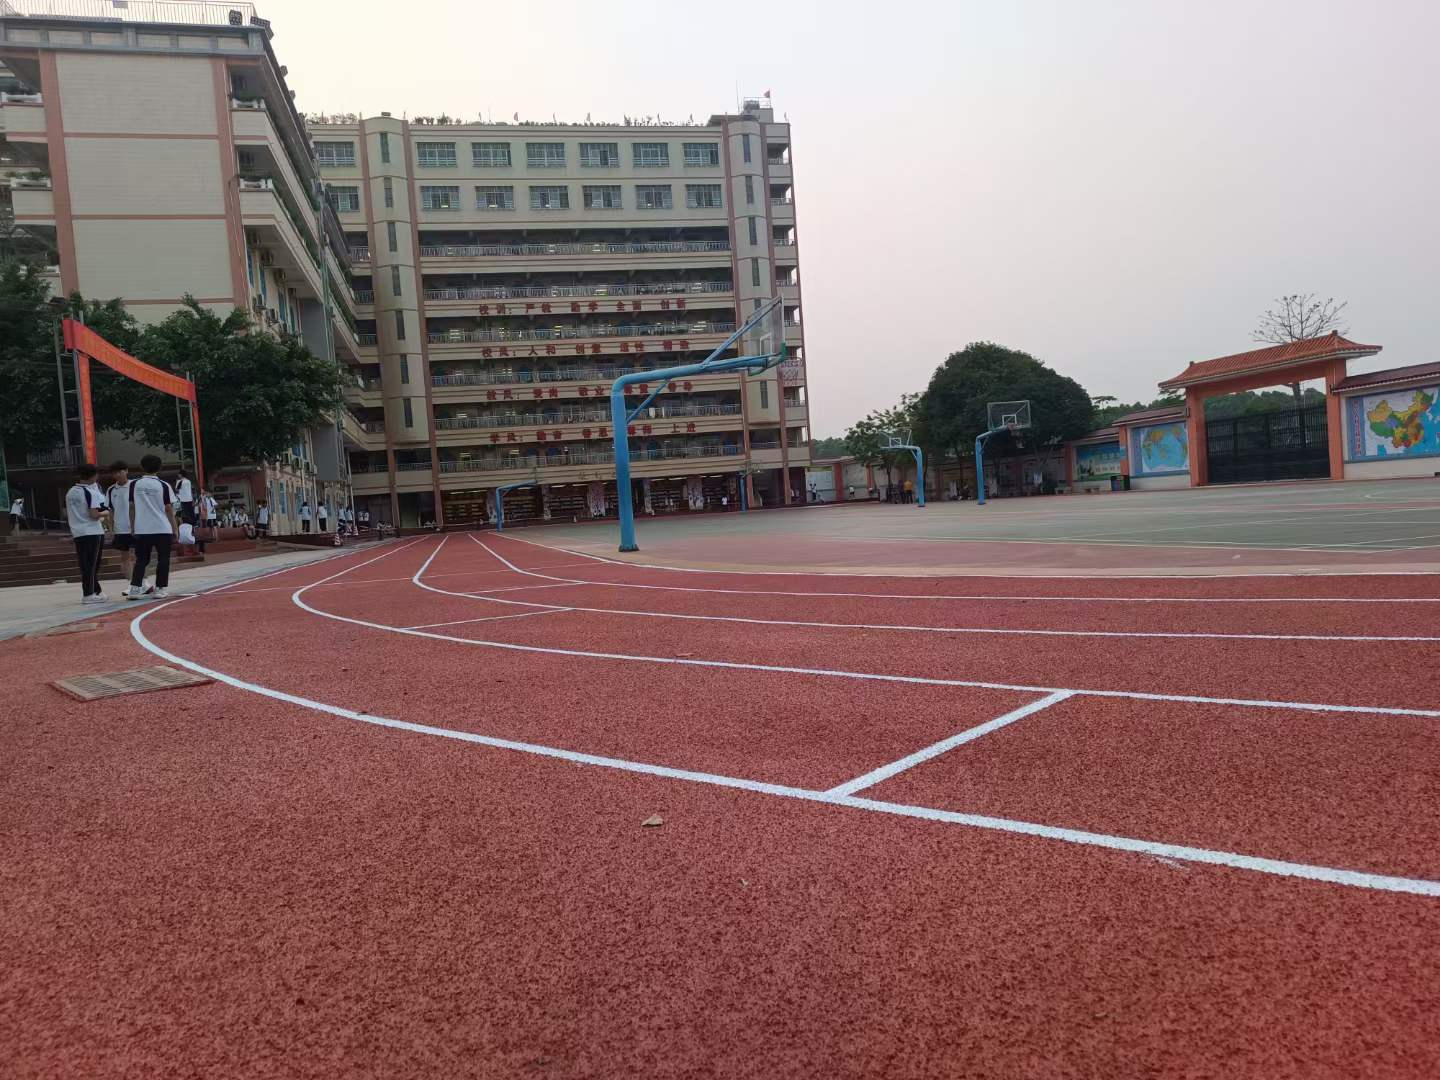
[272,0,1438,436]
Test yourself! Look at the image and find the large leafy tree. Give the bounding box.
[106,298,344,476]
[914,342,1095,464]
[0,259,65,456]
[844,393,919,489]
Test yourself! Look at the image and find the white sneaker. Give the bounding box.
[124,587,146,600]
[82,594,106,605]
[153,587,169,599]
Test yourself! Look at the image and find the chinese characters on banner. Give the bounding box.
[474,299,687,316]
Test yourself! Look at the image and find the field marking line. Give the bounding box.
[126,605,1440,899]
[401,609,570,631]
[495,528,1440,581]
[461,538,1440,642]
[825,690,1075,798]
[852,534,1393,554]
[198,544,370,596]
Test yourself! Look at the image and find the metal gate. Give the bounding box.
[1206,404,1329,484]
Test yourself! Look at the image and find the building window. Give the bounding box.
[633,142,669,167]
[683,142,720,167]
[526,142,566,168]
[386,221,398,252]
[383,176,394,208]
[686,184,723,209]
[246,247,254,286]
[314,141,355,168]
[751,258,761,287]
[399,355,410,384]
[579,142,619,167]
[394,310,406,339]
[472,141,511,167]
[278,480,287,515]
[416,142,457,168]
[476,185,514,210]
[328,185,360,212]
[635,184,672,210]
[582,185,622,210]
[390,265,402,296]
[748,217,758,246]
[529,185,569,210]
[402,398,413,428]
[742,134,752,163]
[277,288,288,324]
[744,176,754,206]
[420,184,460,210]
[379,132,390,164]
[759,381,769,409]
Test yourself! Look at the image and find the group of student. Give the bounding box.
[64,456,202,604]
[295,498,368,534]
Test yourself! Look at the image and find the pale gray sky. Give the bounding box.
[272,0,1438,435]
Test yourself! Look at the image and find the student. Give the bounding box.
[8,493,24,531]
[255,499,270,538]
[317,500,328,532]
[174,466,196,525]
[125,454,177,600]
[359,507,370,528]
[105,461,137,589]
[201,488,218,530]
[299,498,312,533]
[177,520,206,557]
[65,463,108,604]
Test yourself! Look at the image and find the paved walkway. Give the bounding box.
[0,545,365,641]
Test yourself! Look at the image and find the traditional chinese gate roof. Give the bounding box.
[1159,332,1382,391]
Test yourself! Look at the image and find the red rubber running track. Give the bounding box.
[4,532,1439,1078]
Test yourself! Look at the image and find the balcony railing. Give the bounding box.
[435,402,741,431]
[423,281,732,302]
[420,239,731,258]
[0,92,43,104]
[779,360,805,381]
[770,196,793,206]
[0,0,260,26]
[395,461,433,472]
[429,320,735,345]
[10,175,52,189]
[356,332,378,346]
[774,239,796,248]
[349,246,371,262]
[361,421,386,433]
[434,361,659,387]
[353,289,374,304]
[440,443,743,473]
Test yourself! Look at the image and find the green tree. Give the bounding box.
[809,434,847,458]
[0,259,64,457]
[1091,392,1183,428]
[844,393,919,489]
[914,342,1094,465]
[105,297,344,478]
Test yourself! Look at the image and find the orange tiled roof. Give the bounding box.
[1159,332,1381,390]
[1332,360,1440,393]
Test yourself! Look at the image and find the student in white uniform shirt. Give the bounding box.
[299,498,312,532]
[104,460,138,589]
[174,466,196,525]
[65,462,109,603]
[317,500,328,532]
[125,454,178,600]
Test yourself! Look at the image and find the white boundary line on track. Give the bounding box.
[125,558,1440,899]
[401,608,570,631]
[458,537,1440,643]
[495,528,1440,581]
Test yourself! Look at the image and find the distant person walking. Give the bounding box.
[317,500,328,532]
[125,454,177,600]
[105,461,136,589]
[9,494,25,531]
[174,466,196,525]
[65,463,108,604]
[255,500,270,538]
[299,498,312,533]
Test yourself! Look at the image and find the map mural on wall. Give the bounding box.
[1074,441,1125,479]
[1348,386,1440,458]
[1130,421,1189,475]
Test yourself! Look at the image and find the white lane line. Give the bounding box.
[126,606,1440,898]
[496,530,1440,592]
[401,609,570,631]
[462,539,1440,643]
[199,545,363,595]
[825,691,1075,798]
[466,581,579,596]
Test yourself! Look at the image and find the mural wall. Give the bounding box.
[1345,386,1440,459]
[1129,421,1189,476]
[1074,441,1125,479]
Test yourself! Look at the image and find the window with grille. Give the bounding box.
[530,185,569,210]
[403,398,413,427]
[686,184,723,209]
[579,142,619,167]
[314,142,355,167]
[328,185,360,212]
[527,142,566,167]
[683,142,720,167]
[420,185,460,210]
[742,134,752,163]
[748,217,758,246]
[390,266,402,296]
[633,142,669,167]
[383,177,394,208]
[636,184,672,210]
[744,175,754,205]
[399,355,410,384]
[759,381,769,409]
[386,221,398,252]
[477,185,514,210]
[394,310,406,339]
[417,142,457,168]
[583,185,622,210]
[472,142,511,167]
[379,132,390,164]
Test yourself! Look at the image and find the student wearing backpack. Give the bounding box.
[125,454,178,600]
[65,462,108,604]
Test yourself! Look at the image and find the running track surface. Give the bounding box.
[4,532,1439,1078]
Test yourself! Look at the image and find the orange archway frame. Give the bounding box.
[62,318,204,482]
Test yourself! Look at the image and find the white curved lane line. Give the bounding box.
[493,530,1440,597]
[127,591,1440,898]
[447,537,1440,644]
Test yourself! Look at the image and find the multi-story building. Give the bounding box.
[312,104,810,526]
[0,0,812,530]
[0,1,363,534]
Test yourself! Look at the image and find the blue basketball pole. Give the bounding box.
[891,442,925,507]
[611,298,784,552]
[974,427,1006,506]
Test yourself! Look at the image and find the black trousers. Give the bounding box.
[131,533,173,589]
[73,534,104,597]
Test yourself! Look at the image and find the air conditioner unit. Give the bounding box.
[260,251,274,266]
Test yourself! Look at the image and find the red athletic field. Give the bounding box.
[4,522,1440,1078]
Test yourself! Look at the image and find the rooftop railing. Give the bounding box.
[420,239,730,258]
[428,320,735,345]
[0,0,261,26]
[424,280,731,302]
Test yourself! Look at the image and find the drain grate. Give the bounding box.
[52,665,212,701]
